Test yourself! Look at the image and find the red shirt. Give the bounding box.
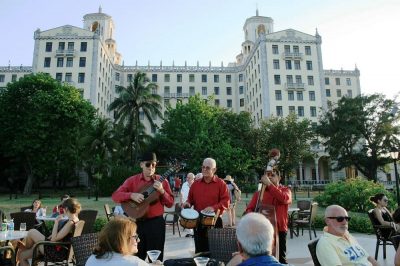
[174,177,181,188]
[245,184,292,232]
[112,172,174,218]
[187,175,230,216]
[52,205,65,214]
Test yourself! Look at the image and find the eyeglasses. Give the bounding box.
[131,234,140,241]
[383,199,388,202]
[202,165,212,170]
[144,162,156,168]
[327,216,351,222]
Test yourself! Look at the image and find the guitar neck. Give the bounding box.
[144,168,175,194]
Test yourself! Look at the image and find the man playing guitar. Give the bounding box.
[112,152,174,261]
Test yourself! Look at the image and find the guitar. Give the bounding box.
[121,163,183,219]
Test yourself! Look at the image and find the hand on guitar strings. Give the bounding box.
[130,192,145,203]
[153,180,165,195]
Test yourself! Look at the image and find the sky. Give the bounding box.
[1,0,399,99]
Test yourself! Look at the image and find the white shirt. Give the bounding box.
[180,181,190,203]
[113,205,125,215]
[86,252,149,266]
[24,208,45,217]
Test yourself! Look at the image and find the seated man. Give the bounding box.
[227,212,284,266]
[316,205,378,266]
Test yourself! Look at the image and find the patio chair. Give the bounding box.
[31,220,85,266]
[164,203,182,237]
[0,246,15,266]
[9,211,37,231]
[78,209,98,234]
[367,209,395,259]
[392,235,400,250]
[307,239,321,266]
[71,232,99,266]
[291,202,318,240]
[297,199,312,218]
[20,206,31,212]
[207,227,237,264]
[103,204,114,221]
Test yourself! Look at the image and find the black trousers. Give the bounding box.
[278,231,287,264]
[136,216,165,261]
[194,217,223,253]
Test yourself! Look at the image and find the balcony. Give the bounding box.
[163,93,189,99]
[285,83,305,90]
[55,49,76,57]
[282,52,303,60]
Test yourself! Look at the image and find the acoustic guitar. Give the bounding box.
[121,163,182,219]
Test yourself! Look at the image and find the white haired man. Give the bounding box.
[180,172,195,237]
[227,212,284,266]
[316,205,379,266]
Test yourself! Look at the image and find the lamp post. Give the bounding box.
[390,150,400,206]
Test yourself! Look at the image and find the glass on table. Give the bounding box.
[20,222,26,231]
[147,250,161,263]
[194,257,210,266]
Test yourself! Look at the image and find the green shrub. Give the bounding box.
[314,177,395,212]
[98,165,138,196]
[312,213,373,234]
[94,217,108,232]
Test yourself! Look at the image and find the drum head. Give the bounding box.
[181,208,199,219]
[201,210,215,217]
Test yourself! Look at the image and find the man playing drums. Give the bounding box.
[183,158,230,253]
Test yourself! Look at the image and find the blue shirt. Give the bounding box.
[238,255,285,266]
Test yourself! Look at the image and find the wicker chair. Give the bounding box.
[0,246,15,266]
[207,227,237,264]
[307,239,321,266]
[78,210,98,234]
[71,232,99,266]
[31,220,85,266]
[292,202,318,240]
[392,235,400,250]
[9,212,37,231]
[104,204,114,221]
[164,203,182,237]
[367,209,395,259]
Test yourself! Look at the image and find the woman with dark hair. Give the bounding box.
[17,198,81,266]
[24,198,46,217]
[370,193,399,232]
[86,218,149,266]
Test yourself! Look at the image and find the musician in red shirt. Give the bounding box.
[111,152,174,261]
[183,157,230,253]
[245,170,292,264]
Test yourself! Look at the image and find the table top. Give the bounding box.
[37,215,68,221]
[0,230,28,241]
[288,207,300,212]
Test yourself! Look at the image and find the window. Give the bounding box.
[284,45,290,53]
[0,75,5,82]
[309,91,316,101]
[326,89,331,97]
[202,74,207,82]
[177,74,182,82]
[289,106,295,114]
[286,75,293,84]
[44,57,51,68]
[285,60,292,70]
[275,90,282,100]
[297,91,303,101]
[65,73,72,82]
[325,77,330,85]
[78,73,85,83]
[214,75,219,83]
[55,73,62,81]
[347,90,353,98]
[227,99,232,108]
[45,42,52,52]
[67,42,74,50]
[239,74,243,82]
[11,74,17,82]
[177,86,182,95]
[274,75,281,85]
[276,106,283,116]
[273,60,280,69]
[293,46,299,54]
[152,74,157,82]
[346,78,351,86]
[306,61,313,70]
[202,87,207,95]
[295,75,302,84]
[80,42,87,52]
[305,46,311,55]
[79,57,86,67]
[151,125,157,134]
[66,57,73,67]
[58,42,65,51]
[294,60,300,70]
[226,75,232,83]
[152,88,157,94]
[307,76,314,85]
[164,74,170,82]
[189,86,195,96]
[127,74,133,82]
[238,98,244,107]
[214,87,220,95]
[57,58,63,67]
[139,111,144,120]
[226,87,232,95]
[189,74,195,82]
[239,86,244,94]
[164,99,170,106]
[337,89,342,97]
[215,99,220,106]
[288,91,294,101]
[272,45,279,54]
[115,73,120,81]
[335,77,340,85]
[298,106,304,117]
[310,106,317,117]
[164,86,170,94]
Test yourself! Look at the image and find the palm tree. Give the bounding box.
[109,71,162,163]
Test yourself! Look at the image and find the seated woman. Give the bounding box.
[24,198,46,217]
[17,198,81,266]
[370,193,400,232]
[52,194,70,216]
[86,217,149,266]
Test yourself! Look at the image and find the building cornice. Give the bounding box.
[0,66,32,73]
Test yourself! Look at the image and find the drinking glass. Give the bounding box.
[147,250,161,263]
[194,257,210,266]
[42,207,47,217]
[20,223,26,231]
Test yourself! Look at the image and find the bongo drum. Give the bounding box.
[179,209,199,229]
[200,210,217,227]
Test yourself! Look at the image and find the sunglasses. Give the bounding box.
[144,162,156,168]
[383,199,388,202]
[131,234,140,241]
[327,216,351,222]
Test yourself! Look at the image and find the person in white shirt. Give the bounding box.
[24,199,46,217]
[113,205,126,217]
[180,173,195,237]
[86,218,149,266]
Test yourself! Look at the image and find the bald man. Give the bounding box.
[316,205,379,266]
